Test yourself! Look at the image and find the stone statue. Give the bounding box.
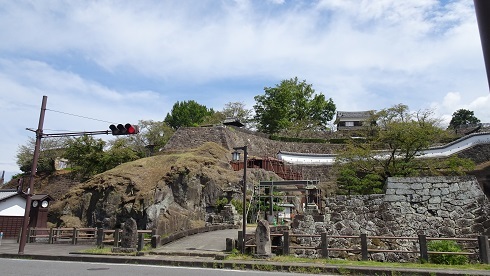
[255,219,273,258]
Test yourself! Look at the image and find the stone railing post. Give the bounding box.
[151,235,161,248]
[478,235,490,264]
[283,231,290,255]
[360,233,368,261]
[418,234,428,262]
[225,238,235,252]
[321,232,329,258]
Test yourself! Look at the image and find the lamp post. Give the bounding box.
[232,146,247,254]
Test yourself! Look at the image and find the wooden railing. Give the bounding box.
[23,227,154,246]
[23,224,240,249]
[238,231,490,264]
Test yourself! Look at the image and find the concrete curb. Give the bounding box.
[1,252,490,276]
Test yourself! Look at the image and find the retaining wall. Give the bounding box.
[293,176,490,261]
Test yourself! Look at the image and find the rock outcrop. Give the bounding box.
[47,142,277,235]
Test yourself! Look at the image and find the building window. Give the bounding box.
[345,121,354,127]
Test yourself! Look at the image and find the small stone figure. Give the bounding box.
[255,219,273,258]
[112,217,138,253]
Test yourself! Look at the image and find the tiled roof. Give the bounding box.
[32,194,53,201]
[336,111,373,118]
[0,189,20,201]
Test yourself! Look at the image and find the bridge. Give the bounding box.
[277,132,490,165]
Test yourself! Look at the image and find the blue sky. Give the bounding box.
[0,0,488,182]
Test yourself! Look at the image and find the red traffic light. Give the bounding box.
[109,123,139,135]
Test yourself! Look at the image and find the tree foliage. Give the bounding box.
[63,135,142,180]
[63,135,106,179]
[164,100,215,130]
[111,120,174,156]
[253,77,336,135]
[427,240,468,265]
[448,109,480,130]
[222,101,253,127]
[16,137,68,174]
[336,104,474,195]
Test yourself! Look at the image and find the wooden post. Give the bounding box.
[137,233,144,251]
[71,227,77,245]
[114,229,120,247]
[283,231,290,255]
[238,230,243,252]
[478,235,490,264]
[17,228,22,244]
[48,228,54,244]
[418,234,428,263]
[96,228,104,248]
[27,227,31,243]
[360,233,368,261]
[321,232,329,258]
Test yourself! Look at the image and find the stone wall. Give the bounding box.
[458,143,490,164]
[164,126,344,158]
[163,126,342,183]
[163,126,490,188]
[292,176,490,261]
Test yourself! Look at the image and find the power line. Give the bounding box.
[46,108,114,124]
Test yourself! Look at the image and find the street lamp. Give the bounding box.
[232,146,247,254]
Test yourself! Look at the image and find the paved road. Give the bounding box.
[159,228,240,253]
[0,258,327,276]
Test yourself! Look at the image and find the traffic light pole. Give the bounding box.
[18,96,113,255]
[18,95,47,254]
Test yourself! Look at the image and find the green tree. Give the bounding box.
[111,120,174,156]
[253,77,336,135]
[336,104,474,194]
[164,100,215,130]
[448,109,480,130]
[101,139,142,171]
[63,135,106,180]
[222,101,253,126]
[16,137,68,174]
[64,135,144,180]
[201,111,226,126]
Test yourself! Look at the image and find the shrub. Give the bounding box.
[427,240,468,265]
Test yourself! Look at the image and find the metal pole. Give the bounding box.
[242,146,247,254]
[18,96,47,254]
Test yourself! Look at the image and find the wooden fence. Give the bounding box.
[238,231,490,264]
[21,227,155,246]
[23,224,240,248]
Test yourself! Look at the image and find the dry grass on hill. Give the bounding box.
[56,142,241,209]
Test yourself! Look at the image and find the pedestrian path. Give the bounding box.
[150,228,239,258]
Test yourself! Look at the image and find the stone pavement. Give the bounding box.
[1,236,490,275]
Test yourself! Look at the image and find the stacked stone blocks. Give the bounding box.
[292,176,490,262]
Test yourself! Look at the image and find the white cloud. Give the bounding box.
[0,0,488,181]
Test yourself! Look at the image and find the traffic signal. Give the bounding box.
[109,123,140,135]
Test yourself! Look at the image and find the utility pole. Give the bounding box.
[16,96,138,254]
[18,95,47,254]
